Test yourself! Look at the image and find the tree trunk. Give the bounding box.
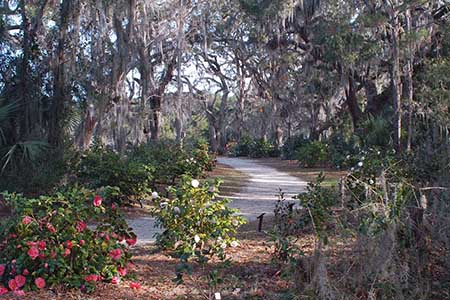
[48,0,72,148]
[390,3,403,153]
[405,9,414,153]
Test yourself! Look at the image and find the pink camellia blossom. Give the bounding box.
[79,239,85,246]
[14,275,26,288]
[22,269,29,276]
[117,267,127,277]
[51,251,57,259]
[8,278,18,291]
[84,274,100,282]
[63,248,71,257]
[126,237,137,246]
[0,286,8,295]
[38,253,45,259]
[0,264,5,276]
[111,203,117,210]
[46,223,56,233]
[26,241,37,247]
[129,282,141,289]
[35,277,46,289]
[66,241,73,249]
[44,263,48,269]
[93,195,102,207]
[76,221,87,232]
[13,289,25,296]
[22,216,32,225]
[9,233,17,239]
[109,249,122,260]
[27,247,39,260]
[37,241,46,251]
[111,277,120,284]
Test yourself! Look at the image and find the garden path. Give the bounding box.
[127,157,307,245]
[217,157,307,221]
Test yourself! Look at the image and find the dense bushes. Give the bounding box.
[229,136,279,158]
[76,145,154,203]
[76,141,216,204]
[0,187,135,295]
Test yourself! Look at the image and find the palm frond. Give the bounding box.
[1,141,49,173]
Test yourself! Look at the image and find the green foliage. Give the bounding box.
[270,192,304,262]
[326,132,360,168]
[229,136,279,158]
[296,140,328,168]
[0,187,134,293]
[76,145,154,203]
[281,135,310,160]
[295,173,336,243]
[151,176,245,283]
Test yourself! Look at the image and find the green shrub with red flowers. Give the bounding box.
[0,186,136,296]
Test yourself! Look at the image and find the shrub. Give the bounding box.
[296,141,328,167]
[326,133,360,168]
[281,135,310,160]
[249,138,279,158]
[229,136,253,157]
[0,186,135,295]
[76,145,154,204]
[151,176,245,283]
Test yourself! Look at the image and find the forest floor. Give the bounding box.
[6,158,343,299]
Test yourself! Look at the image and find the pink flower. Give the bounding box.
[8,278,18,290]
[84,274,100,282]
[129,282,141,289]
[66,241,73,249]
[38,253,45,259]
[111,277,120,284]
[46,223,56,233]
[37,241,46,250]
[111,203,117,210]
[13,289,25,296]
[14,275,26,288]
[0,286,8,295]
[79,239,85,246]
[22,269,29,276]
[93,195,102,207]
[9,233,17,239]
[44,263,48,269]
[22,216,32,225]
[27,247,39,260]
[0,264,5,276]
[26,241,37,247]
[109,249,121,260]
[126,237,137,246]
[117,267,127,277]
[76,221,87,232]
[35,277,46,289]
[63,248,71,257]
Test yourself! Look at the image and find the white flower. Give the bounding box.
[369,179,374,185]
[377,151,381,155]
[173,207,180,214]
[346,155,350,159]
[358,161,363,167]
[351,167,355,172]
[159,202,168,208]
[232,219,239,227]
[191,179,200,188]
[361,156,365,161]
[214,292,221,300]
[220,243,227,249]
[230,241,238,248]
[194,235,200,243]
[151,191,159,199]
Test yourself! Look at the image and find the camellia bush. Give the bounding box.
[0,186,136,296]
[151,176,245,282]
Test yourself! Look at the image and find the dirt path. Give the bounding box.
[217,157,307,221]
[128,157,308,244]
